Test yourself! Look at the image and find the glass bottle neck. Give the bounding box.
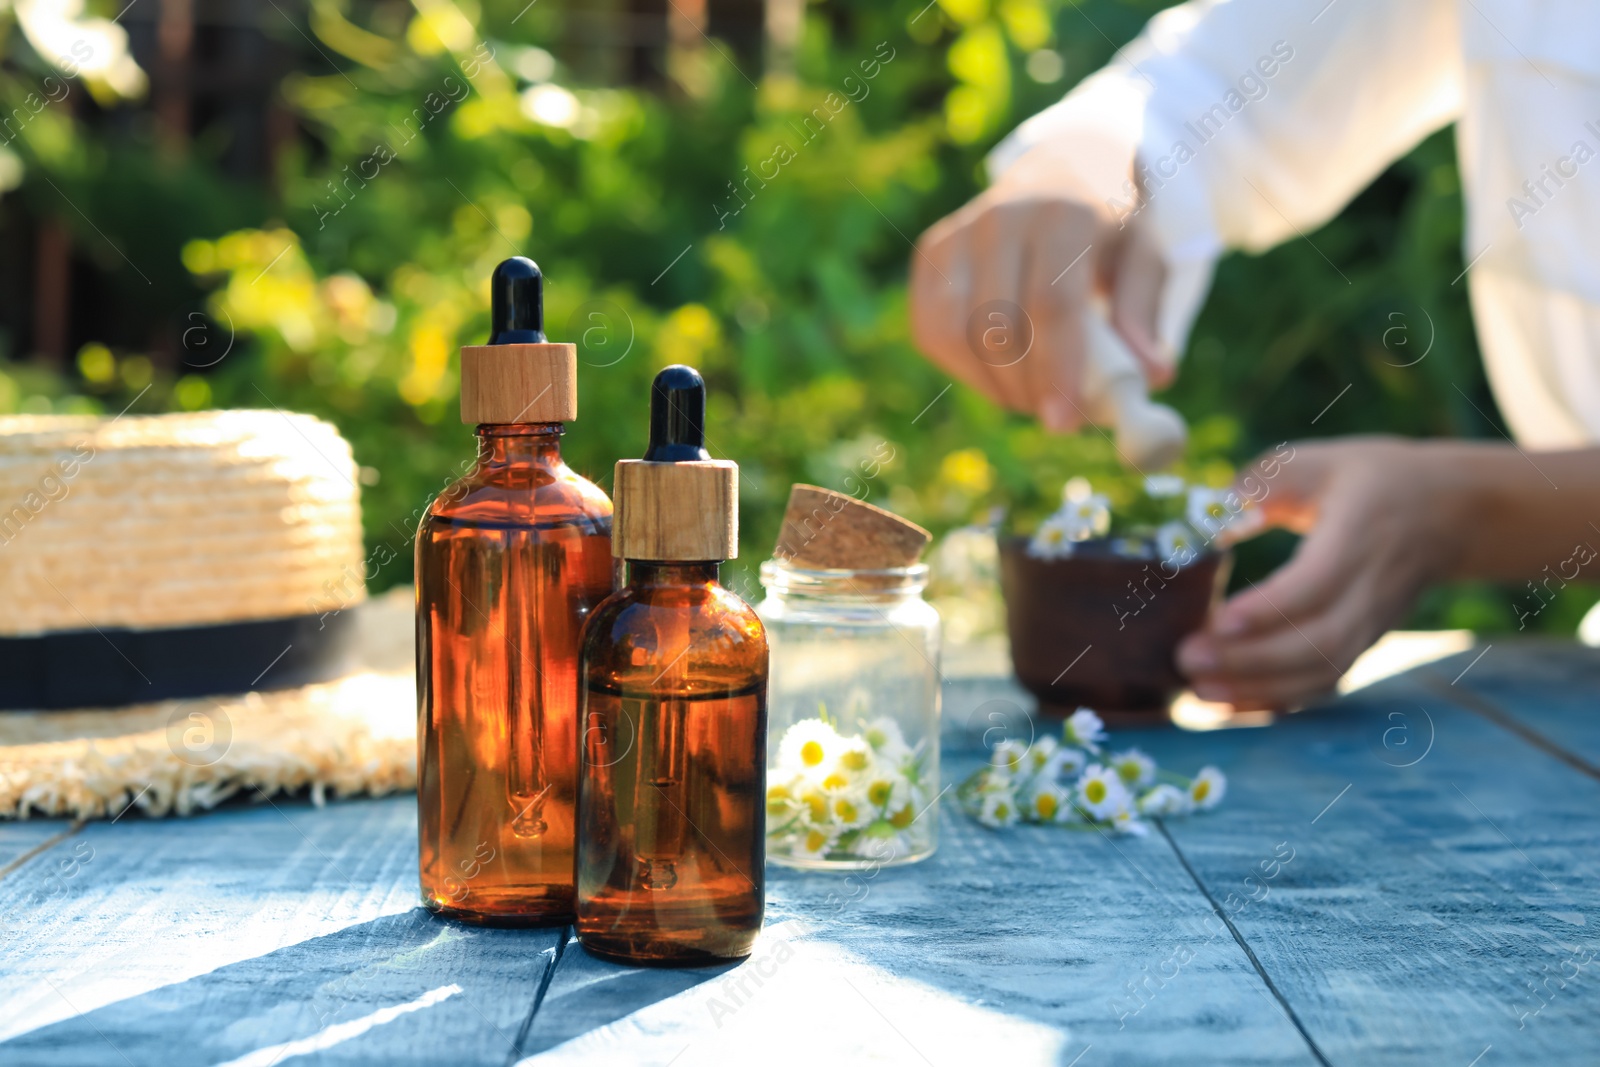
[475,422,564,467]
[626,561,722,588]
[759,559,928,602]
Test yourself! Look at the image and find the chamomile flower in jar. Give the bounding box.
[757,485,940,870]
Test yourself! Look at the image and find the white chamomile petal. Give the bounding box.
[990,739,1028,776]
[1137,783,1192,816]
[1189,766,1227,811]
[776,718,842,777]
[794,826,838,857]
[862,716,912,762]
[1028,515,1077,560]
[1186,487,1239,537]
[1077,763,1130,820]
[1025,735,1060,772]
[1064,708,1107,753]
[1156,521,1199,567]
[978,790,1020,828]
[1026,784,1069,824]
[1047,746,1087,780]
[1111,748,1157,790]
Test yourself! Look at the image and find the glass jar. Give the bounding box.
[756,559,941,870]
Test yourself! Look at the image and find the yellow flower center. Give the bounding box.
[766,785,792,817]
[805,829,829,852]
[1193,779,1211,803]
[834,799,859,822]
[800,740,825,766]
[995,803,1012,819]
[889,804,915,829]
[868,781,893,806]
[805,794,829,821]
[1206,503,1226,519]
[1085,780,1106,805]
[841,750,869,772]
[822,773,850,791]
[1036,793,1058,820]
[1118,762,1140,784]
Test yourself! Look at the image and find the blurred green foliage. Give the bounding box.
[0,0,1592,632]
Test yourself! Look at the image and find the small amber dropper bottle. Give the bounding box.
[416,256,615,924]
[575,365,769,965]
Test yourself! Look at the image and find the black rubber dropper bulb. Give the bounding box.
[643,365,711,463]
[487,256,546,344]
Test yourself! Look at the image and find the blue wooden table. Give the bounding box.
[3,641,1597,1066]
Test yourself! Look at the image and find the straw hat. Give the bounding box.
[0,410,414,819]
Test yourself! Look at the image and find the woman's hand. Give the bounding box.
[908,144,1170,432]
[1177,437,1472,710]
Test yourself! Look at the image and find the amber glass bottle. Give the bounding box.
[576,366,768,964]
[417,257,614,924]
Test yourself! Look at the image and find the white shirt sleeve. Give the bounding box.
[990,0,1463,361]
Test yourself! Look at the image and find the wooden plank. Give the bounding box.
[1418,641,1600,776]
[0,818,79,878]
[519,744,1317,1066]
[0,795,560,1066]
[1146,668,1600,1066]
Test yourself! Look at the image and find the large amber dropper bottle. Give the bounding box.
[575,365,769,964]
[416,256,615,924]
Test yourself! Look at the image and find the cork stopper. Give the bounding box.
[460,256,578,424]
[612,366,738,561]
[774,484,931,570]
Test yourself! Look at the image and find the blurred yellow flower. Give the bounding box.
[656,304,721,370]
[400,323,452,407]
[173,375,212,410]
[999,0,1052,51]
[938,0,990,27]
[76,343,114,385]
[406,1,476,55]
[939,448,994,495]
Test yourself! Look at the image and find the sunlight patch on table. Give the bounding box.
[521,922,1067,1067]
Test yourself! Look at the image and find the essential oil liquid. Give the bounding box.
[576,678,766,963]
[418,507,612,923]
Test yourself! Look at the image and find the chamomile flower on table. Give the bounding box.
[978,790,1021,828]
[1024,734,1059,774]
[1064,707,1107,753]
[990,738,1028,776]
[956,708,1226,834]
[1076,764,1129,820]
[1138,783,1192,816]
[1046,745,1087,779]
[1025,783,1070,824]
[1111,803,1149,837]
[1190,766,1227,810]
[1111,748,1157,790]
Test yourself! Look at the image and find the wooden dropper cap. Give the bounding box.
[613,365,738,561]
[459,257,578,424]
[773,484,931,569]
